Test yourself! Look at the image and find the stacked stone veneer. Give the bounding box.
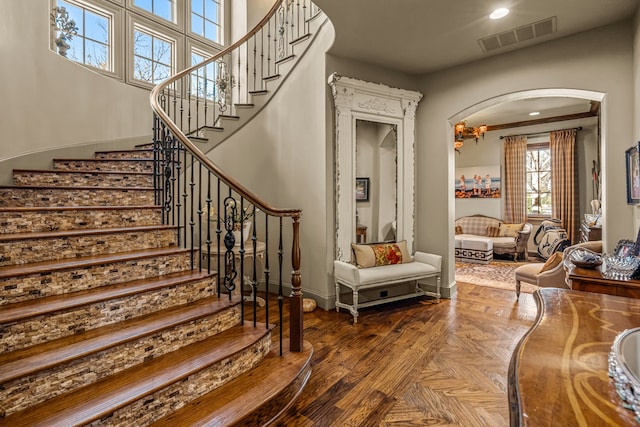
[0,275,218,353]
[0,250,193,305]
[54,159,154,172]
[0,207,162,234]
[1,227,177,266]
[0,145,273,424]
[1,304,242,416]
[13,170,153,187]
[0,187,155,207]
[87,333,272,427]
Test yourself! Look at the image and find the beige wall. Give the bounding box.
[0,0,152,172]
[210,18,335,306]
[418,21,634,294]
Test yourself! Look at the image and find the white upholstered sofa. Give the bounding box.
[334,242,441,323]
[455,215,532,261]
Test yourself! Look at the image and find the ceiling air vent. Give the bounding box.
[479,17,557,53]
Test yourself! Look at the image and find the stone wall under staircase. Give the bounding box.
[0,144,312,426]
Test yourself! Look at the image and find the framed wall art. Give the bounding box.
[355,177,370,202]
[626,142,640,204]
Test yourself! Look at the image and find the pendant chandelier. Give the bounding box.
[454,121,488,152]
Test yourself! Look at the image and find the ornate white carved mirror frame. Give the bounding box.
[328,73,422,261]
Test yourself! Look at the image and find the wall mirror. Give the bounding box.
[328,73,422,261]
[355,120,398,244]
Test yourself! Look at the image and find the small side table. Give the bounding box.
[356,225,367,243]
[201,241,266,306]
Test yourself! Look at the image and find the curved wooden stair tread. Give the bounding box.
[0,322,272,427]
[151,340,314,427]
[0,269,215,324]
[0,296,236,384]
[0,224,177,242]
[0,246,195,280]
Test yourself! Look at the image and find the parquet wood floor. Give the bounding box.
[271,282,538,426]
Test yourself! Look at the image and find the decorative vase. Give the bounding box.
[232,221,252,245]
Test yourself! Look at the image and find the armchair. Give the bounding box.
[514,240,603,299]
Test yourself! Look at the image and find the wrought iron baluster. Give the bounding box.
[182,146,188,251]
[189,154,195,270]
[175,141,182,245]
[223,194,238,301]
[278,217,284,355]
[263,213,269,328]
[197,163,203,272]
[206,171,212,275]
[216,179,222,297]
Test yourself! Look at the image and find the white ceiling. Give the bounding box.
[314,0,637,126]
[315,0,638,75]
[463,97,595,127]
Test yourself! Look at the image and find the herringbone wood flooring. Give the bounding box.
[273,282,538,426]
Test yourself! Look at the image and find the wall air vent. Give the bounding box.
[479,17,557,53]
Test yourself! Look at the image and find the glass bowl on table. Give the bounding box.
[566,248,603,269]
[602,254,640,281]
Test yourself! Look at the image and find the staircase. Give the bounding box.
[164,1,326,150]
[0,145,312,425]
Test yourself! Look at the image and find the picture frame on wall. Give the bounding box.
[455,166,501,199]
[355,177,369,202]
[625,142,640,204]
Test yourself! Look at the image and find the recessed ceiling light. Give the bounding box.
[490,8,509,20]
[529,111,540,116]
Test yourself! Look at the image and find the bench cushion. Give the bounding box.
[349,262,439,287]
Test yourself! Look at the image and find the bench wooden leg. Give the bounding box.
[352,289,359,323]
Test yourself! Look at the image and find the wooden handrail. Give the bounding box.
[149,0,302,219]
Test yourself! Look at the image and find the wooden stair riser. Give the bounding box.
[0,228,177,267]
[1,306,243,417]
[0,187,154,207]
[53,159,153,173]
[95,150,153,160]
[87,334,271,427]
[0,208,162,234]
[13,171,153,188]
[0,276,218,354]
[0,252,195,306]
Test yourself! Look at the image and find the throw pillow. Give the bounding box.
[540,252,564,273]
[455,225,463,235]
[498,223,523,237]
[351,240,412,268]
[486,225,500,237]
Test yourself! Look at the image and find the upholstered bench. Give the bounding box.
[333,241,441,323]
[455,236,493,264]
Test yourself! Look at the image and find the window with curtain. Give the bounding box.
[526,143,552,216]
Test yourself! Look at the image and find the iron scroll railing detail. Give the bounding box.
[150,0,316,355]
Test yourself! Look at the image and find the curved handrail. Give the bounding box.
[150,0,302,219]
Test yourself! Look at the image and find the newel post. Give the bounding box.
[290,215,303,352]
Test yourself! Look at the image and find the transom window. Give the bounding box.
[526,144,552,216]
[191,0,221,43]
[133,0,175,23]
[56,0,112,71]
[51,0,227,87]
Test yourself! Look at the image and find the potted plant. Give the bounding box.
[209,200,254,245]
[51,6,78,57]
